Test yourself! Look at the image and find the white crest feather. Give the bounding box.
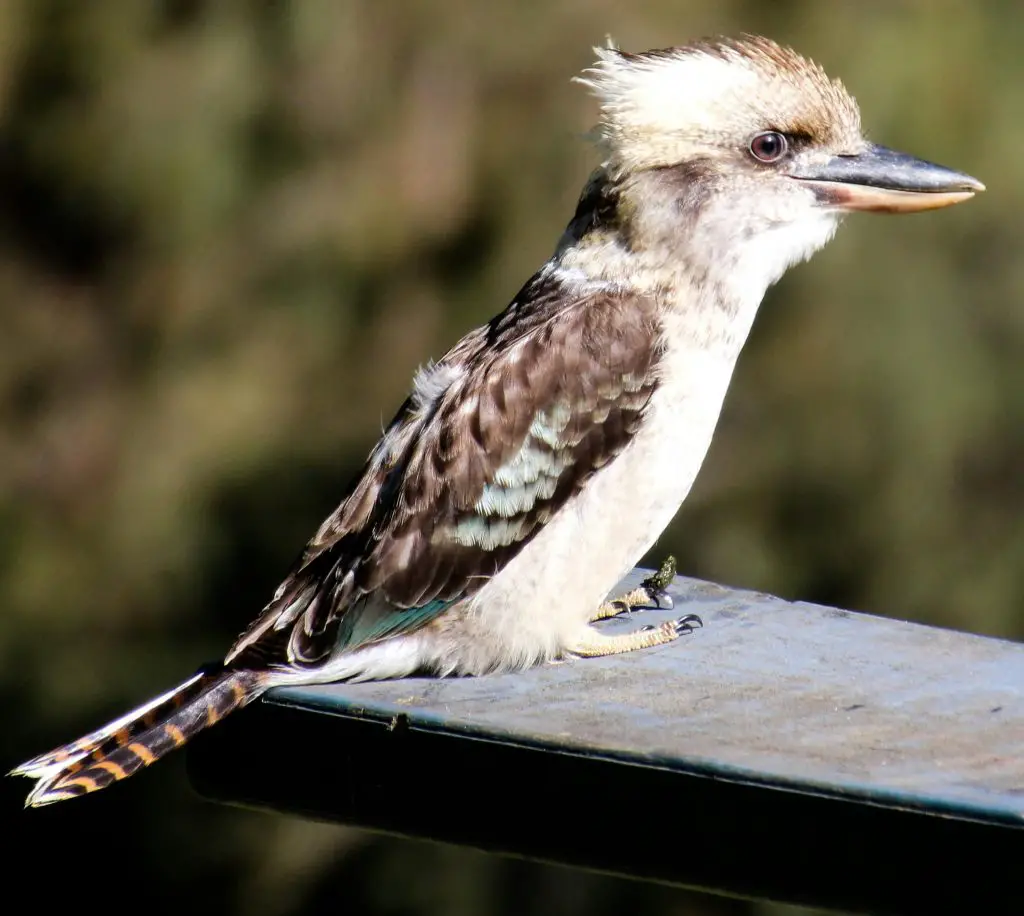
[574,36,861,176]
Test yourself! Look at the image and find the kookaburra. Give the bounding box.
[14,35,982,806]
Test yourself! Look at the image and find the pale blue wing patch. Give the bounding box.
[448,514,536,550]
[523,400,573,448]
[444,402,577,546]
[473,473,560,519]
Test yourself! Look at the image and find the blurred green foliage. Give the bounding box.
[2,2,1019,915]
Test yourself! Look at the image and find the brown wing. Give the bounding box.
[226,274,663,668]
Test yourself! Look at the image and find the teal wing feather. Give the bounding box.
[335,597,455,651]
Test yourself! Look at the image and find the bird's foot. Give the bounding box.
[567,609,702,659]
[589,555,677,622]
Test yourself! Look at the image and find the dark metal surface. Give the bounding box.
[189,570,1024,913]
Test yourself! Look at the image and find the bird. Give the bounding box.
[12,34,983,807]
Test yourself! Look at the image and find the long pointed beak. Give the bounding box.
[791,144,985,213]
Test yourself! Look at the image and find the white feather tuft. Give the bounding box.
[410,362,464,416]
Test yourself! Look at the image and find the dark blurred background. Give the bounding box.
[2,2,1019,914]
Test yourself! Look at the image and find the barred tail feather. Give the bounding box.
[13,668,265,807]
[12,671,212,780]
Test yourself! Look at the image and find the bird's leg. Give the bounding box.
[589,555,678,622]
[566,613,703,658]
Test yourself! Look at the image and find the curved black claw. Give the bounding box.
[640,555,677,610]
[674,613,703,635]
[640,613,703,636]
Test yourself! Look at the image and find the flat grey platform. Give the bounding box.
[189,569,1024,914]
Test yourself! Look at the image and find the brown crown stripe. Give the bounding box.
[164,723,186,746]
[128,742,157,765]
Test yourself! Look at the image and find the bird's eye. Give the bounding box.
[749,131,788,163]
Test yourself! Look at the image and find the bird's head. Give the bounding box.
[575,36,983,294]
